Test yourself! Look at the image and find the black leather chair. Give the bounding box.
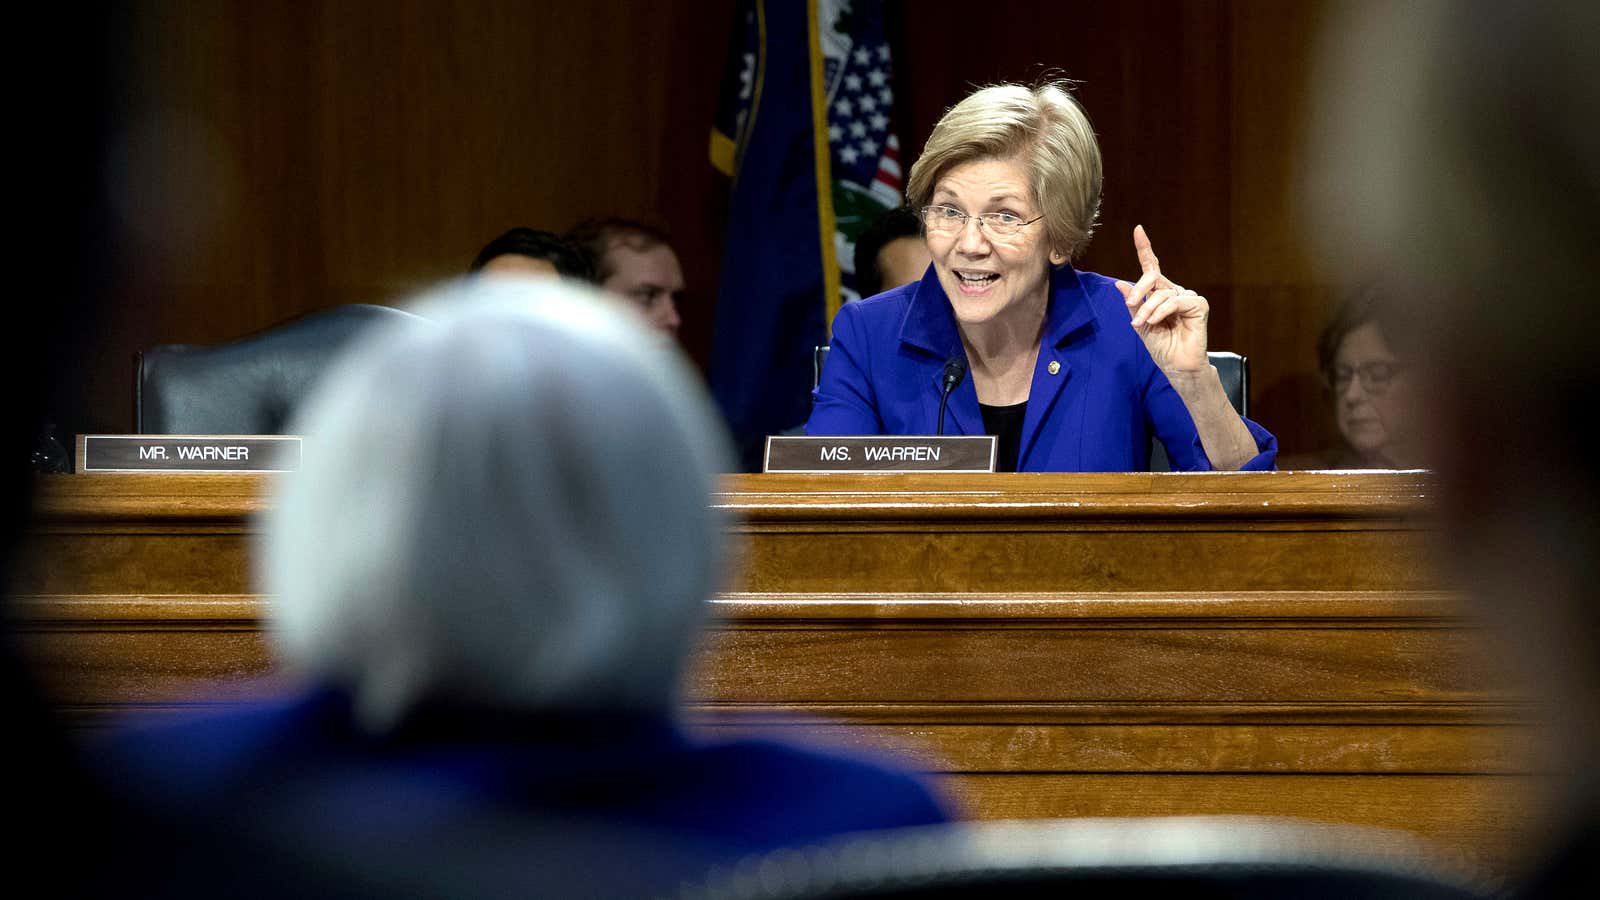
[136,303,421,434]
[1206,350,1249,417]
[680,817,1494,899]
[1149,349,1248,472]
[810,346,1250,471]
[813,344,833,393]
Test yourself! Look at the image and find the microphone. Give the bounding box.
[936,356,967,436]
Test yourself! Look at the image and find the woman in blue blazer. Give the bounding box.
[807,82,1276,473]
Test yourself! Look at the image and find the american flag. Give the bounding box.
[825,40,901,205]
[818,0,902,304]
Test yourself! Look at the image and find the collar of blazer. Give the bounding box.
[895,265,1099,448]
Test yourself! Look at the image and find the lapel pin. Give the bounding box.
[1047,360,1061,375]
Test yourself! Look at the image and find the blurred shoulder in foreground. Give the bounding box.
[1309,1,1599,894]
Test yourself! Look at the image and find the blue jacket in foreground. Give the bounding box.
[806,265,1278,472]
[96,686,948,891]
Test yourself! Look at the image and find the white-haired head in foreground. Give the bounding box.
[261,277,732,731]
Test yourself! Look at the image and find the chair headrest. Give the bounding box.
[138,303,421,435]
[682,817,1493,899]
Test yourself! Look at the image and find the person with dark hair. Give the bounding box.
[470,227,594,281]
[1279,289,1422,469]
[854,205,932,299]
[566,217,684,335]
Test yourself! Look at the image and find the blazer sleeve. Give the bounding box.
[805,302,884,435]
[1145,365,1278,471]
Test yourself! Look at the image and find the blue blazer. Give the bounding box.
[99,687,949,882]
[807,265,1277,472]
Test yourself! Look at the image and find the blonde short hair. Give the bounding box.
[906,82,1103,260]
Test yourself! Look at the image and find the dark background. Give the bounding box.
[77,0,1339,457]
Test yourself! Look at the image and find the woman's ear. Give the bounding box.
[1049,248,1068,266]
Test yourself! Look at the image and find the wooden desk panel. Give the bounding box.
[719,472,1439,594]
[696,595,1500,704]
[8,472,1549,872]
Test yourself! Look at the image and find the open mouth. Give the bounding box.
[955,271,999,287]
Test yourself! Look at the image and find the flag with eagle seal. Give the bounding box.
[709,0,903,469]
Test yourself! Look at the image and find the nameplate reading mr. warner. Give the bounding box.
[77,435,302,473]
[764,435,996,473]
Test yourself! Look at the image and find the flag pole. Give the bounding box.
[806,0,841,338]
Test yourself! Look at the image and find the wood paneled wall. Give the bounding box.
[85,0,735,435]
[83,0,1341,456]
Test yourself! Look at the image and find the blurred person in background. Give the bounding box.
[1310,0,1597,893]
[1279,288,1425,469]
[470,227,594,281]
[566,217,684,336]
[854,205,932,300]
[96,277,945,896]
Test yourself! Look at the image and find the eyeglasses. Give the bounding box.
[1324,360,1406,396]
[920,205,1044,239]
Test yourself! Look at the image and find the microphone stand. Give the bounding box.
[936,357,966,436]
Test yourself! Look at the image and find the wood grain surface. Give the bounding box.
[9,471,1551,872]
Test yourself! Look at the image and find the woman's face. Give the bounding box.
[1332,321,1416,464]
[925,155,1056,327]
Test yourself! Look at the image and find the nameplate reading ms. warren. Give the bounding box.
[764,435,996,473]
[76,435,302,473]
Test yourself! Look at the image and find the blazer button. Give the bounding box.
[1047,360,1061,375]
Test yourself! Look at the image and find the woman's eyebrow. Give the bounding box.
[931,187,1024,206]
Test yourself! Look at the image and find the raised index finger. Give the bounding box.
[1133,224,1161,275]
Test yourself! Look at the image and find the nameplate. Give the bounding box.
[764,435,996,473]
[76,435,302,473]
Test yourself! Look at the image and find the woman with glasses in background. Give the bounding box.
[1279,290,1424,470]
[806,82,1276,472]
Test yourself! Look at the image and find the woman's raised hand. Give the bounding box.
[1114,225,1211,375]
